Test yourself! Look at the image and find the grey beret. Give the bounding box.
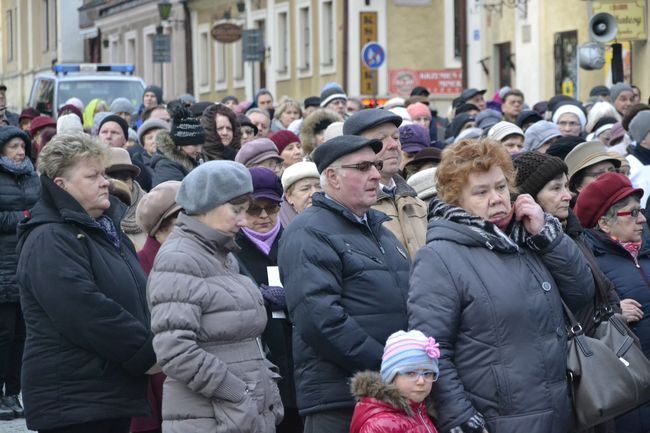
[610,83,634,103]
[475,109,502,131]
[138,118,170,144]
[343,108,402,135]
[109,97,136,115]
[312,135,383,173]
[629,111,650,144]
[176,161,253,214]
[524,120,562,152]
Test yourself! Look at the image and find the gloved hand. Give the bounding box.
[260,284,286,311]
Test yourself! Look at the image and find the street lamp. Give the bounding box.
[158,0,172,22]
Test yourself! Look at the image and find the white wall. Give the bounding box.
[58,0,84,62]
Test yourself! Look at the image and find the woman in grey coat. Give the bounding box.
[149,160,283,433]
[408,138,595,433]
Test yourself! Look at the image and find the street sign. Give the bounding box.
[243,29,265,62]
[362,42,385,70]
[153,34,171,63]
[212,23,243,43]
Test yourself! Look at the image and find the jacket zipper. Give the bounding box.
[417,407,433,433]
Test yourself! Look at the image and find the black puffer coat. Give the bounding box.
[278,193,410,415]
[0,156,39,303]
[15,175,156,431]
[408,199,594,433]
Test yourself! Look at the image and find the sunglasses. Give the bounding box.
[616,208,645,219]
[336,160,384,172]
[246,203,281,217]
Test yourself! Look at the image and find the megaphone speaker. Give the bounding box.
[589,12,618,43]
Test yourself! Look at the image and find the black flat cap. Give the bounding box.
[304,96,321,108]
[589,85,610,97]
[460,88,486,102]
[312,135,383,173]
[343,108,402,136]
[516,109,542,128]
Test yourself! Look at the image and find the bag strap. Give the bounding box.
[560,298,586,338]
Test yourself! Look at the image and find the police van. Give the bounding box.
[28,64,146,119]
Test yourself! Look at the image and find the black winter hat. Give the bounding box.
[143,85,163,104]
[513,152,568,198]
[99,114,129,139]
[171,106,204,146]
[545,135,585,161]
[304,96,321,109]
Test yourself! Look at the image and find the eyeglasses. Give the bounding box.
[335,160,384,172]
[616,208,645,219]
[558,121,581,128]
[584,167,617,178]
[246,203,281,217]
[398,370,438,383]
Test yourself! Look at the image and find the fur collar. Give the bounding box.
[351,371,415,416]
[155,130,197,173]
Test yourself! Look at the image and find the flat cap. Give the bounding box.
[312,135,383,173]
[343,108,402,136]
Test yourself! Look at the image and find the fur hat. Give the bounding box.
[380,330,440,384]
[513,152,568,198]
[176,160,252,214]
[136,180,182,236]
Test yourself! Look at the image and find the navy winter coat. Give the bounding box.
[408,203,594,433]
[278,193,411,416]
[15,175,156,431]
[0,157,39,303]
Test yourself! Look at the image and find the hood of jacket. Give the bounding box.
[150,130,196,172]
[351,371,414,417]
[200,103,241,160]
[300,109,342,155]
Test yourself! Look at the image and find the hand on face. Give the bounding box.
[513,193,545,235]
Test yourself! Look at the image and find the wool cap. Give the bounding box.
[64,97,85,113]
[323,121,344,142]
[106,147,140,178]
[56,114,83,135]
[380,330,440,384]
[109,97,135,115]
[29,116,56,137]
[488,121,524,141]
[178,93,196,105]
[235,138,283,167]
[608,122,626,146]
[250,167,283,202]
[128,128,138,144]
[312,135,383,173]
[454,127,484,143]
[524,121,562,152]
[176,160,253,214]
[610,83,634,103]
[513,152,568,198]
[574,172,643,229]
[91,112,112,136]
[552,104,587,130]
[58,104,83,123]
[565,140,621,180]
[304,96,321,109]
[237,114,258,135]
[400,124,431,153]
[0,126,30,151]
[407,167,437,201]
[138,118,170,144]
[143,85,163,104]
[19,108,40,122]
[171,107,204,146]
[136,180,182,236]
[590,85,610,97]
[446,114,476,139]
[343,108,402,136]
[406,102,432,120]
[629,111,650,144]
[476,109,502,132]
[270,130,300,154]
[546,136,585,160]
[281,161,319,191]
[99,114,129,139]
[320,84,348,108]
[516,110,543,128]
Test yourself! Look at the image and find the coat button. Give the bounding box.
[542,282,552,292]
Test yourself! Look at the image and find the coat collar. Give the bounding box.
[312,192,390,233]
[377,174,418,200]
[175,212,240,254]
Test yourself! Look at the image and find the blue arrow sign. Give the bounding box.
[362,42,385,69]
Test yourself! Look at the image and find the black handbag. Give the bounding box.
[562,297,650,430]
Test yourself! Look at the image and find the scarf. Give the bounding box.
[242,220,281,256]
[121,181,146,234]
[279,200,299,228]
[0,156,34,176]
[633,144,650,165]
[95,215,121,250]
[429,198,562,252]
[617,239,642,260]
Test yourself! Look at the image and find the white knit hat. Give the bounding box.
[487,121,524,142]
[56,113,84,135]
[281,161,319,191]
[552,104,587,130]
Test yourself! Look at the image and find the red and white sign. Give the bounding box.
[389,68,463,97]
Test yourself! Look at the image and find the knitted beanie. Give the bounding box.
[610,83,633,103]
[513,152,568,198]
[56,113,84,135]
[320,84,347,108]
[380,330,440,384]
[629,111,650,144]
[552,104,587,130]
[487,121,524,141]
[109,97,136,115]
[270,130,300,154]
[406,102,432,120]
[171,106,204,146]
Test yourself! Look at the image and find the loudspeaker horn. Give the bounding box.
[589,12,618,43]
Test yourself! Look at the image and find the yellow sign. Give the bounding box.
[360,12,378,95]
[593,1,647,40]
[562,78,575,98]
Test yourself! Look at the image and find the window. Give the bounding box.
[198,27,210,90]
[554,31,578,97]
[275,9,289,75]
[143,26,156,84]
[232,23,244,87]
[6,9,14,62]
[43,0,57,52]
[214,39,227,88]
[495,42,513,89]
[125,32,136,66]
[110,36,119,63]
[320,0,334,68]
[296,4,312,74]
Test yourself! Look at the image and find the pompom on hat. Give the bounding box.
[380,330,440,384]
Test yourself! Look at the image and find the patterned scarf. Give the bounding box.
[617,239,642,259]
[95,215,121,250]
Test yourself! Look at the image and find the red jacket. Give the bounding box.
[350,371,438,433]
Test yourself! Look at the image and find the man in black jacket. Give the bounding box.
[278,135,411,433]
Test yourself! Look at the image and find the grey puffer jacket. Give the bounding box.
[408,198,595,433]
[0,156,40,303]
[149,213,283,433]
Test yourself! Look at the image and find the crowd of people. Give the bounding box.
[0,77,650,433]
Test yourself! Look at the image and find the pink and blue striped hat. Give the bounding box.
[380,330,440,384]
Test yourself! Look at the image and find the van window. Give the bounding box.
[34,79,55,116]
[57,81,144,111]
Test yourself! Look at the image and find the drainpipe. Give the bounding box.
[182,0,194,94]
[343,0,349,93]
